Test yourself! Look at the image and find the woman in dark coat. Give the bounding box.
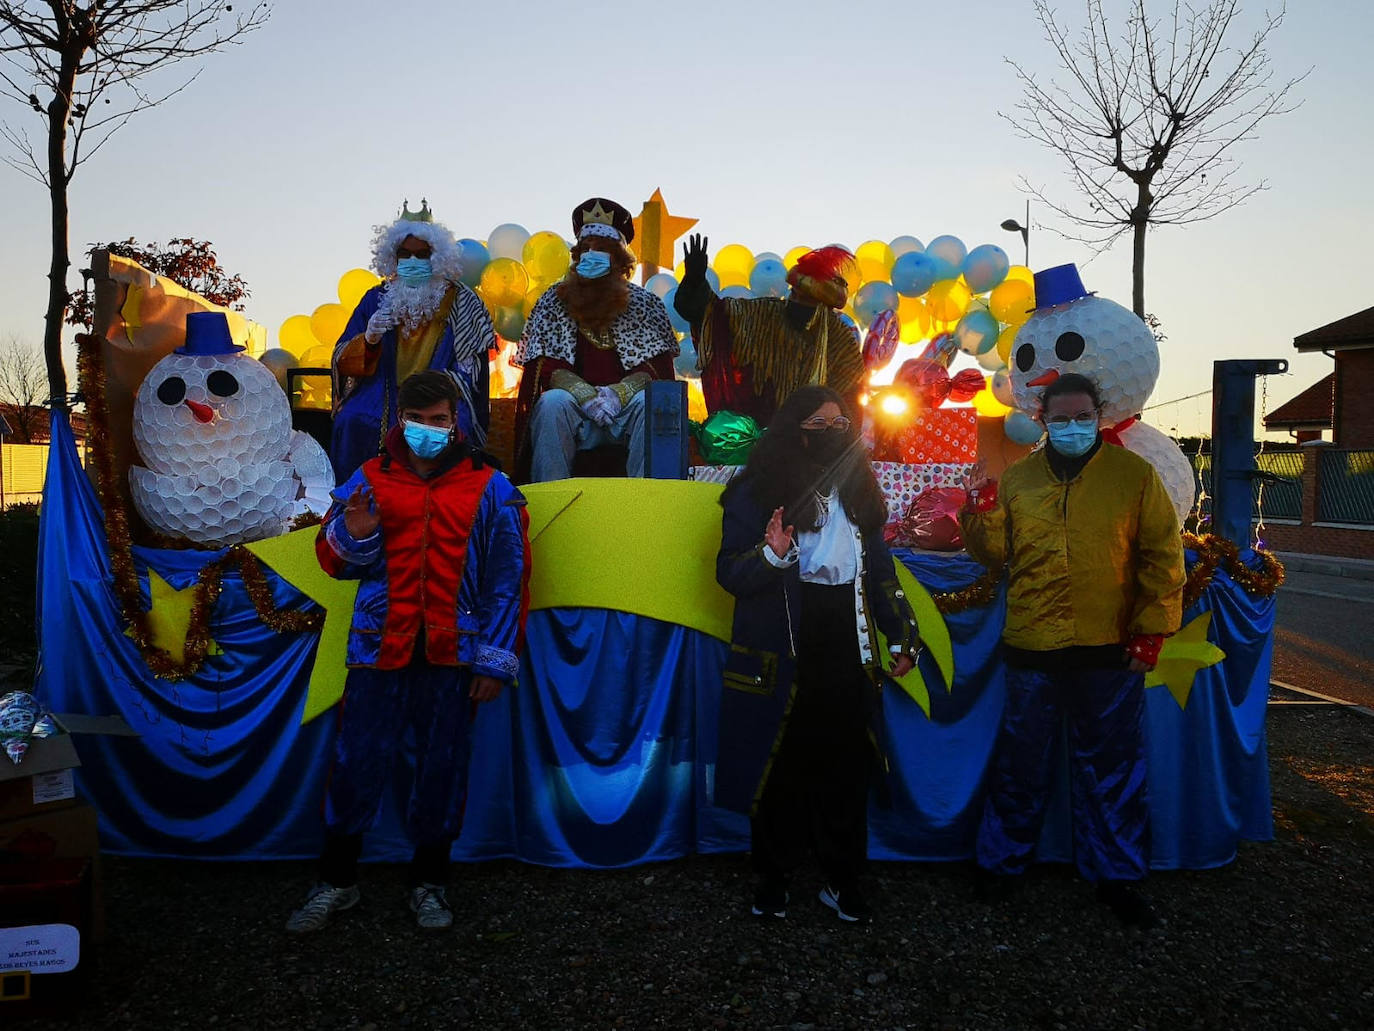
[715,385,922,924]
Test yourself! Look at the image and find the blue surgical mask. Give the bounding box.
[1046,420,1098,458]
[403,420,451,459]
[396,257,433,284]
[576,251,612,279]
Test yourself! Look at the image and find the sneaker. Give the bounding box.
[409,884,453,930]
[285,883,360,935]
[818,884,872,924]
[751,882,788,919]
[1096,881,1160,930]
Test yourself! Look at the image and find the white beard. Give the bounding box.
[385,277,449,333]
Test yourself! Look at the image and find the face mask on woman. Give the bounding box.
[803,427,850,464]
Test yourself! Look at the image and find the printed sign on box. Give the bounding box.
[0,923,81,974]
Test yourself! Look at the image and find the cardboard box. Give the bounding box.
[0,735,81,821]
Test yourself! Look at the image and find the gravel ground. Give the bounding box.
[22,706,1374,1031]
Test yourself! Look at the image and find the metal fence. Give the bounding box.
[1190,449,1304,522]
[1317,449,1374,525]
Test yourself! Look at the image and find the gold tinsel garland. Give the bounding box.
[76,335,323,681]
[1181,532,1285,610]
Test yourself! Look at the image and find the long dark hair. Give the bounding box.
[722,385,888,534]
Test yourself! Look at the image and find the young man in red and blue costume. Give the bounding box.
[286,370,531,935]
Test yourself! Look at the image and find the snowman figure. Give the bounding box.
[130,311,335,547]
[1008,265,1195,523]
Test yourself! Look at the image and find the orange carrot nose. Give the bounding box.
[1028,369,1060,387]
[184,399,215,423]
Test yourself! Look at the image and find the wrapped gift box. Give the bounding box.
[872,408,978,466]
[872,461,974,522]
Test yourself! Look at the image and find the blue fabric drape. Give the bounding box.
[36,412,1273,869]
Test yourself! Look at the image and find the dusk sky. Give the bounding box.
[1,0,1368,438]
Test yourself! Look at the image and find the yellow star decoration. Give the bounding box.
[875,563,955,718]
[245,527,358,724]
[632,188,698,271]
[126,569,222,665]
[1145,611,1226,709]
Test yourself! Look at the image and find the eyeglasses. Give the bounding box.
[396,245,432,259]
[800,416,851,431]
[1044,413,1099,429]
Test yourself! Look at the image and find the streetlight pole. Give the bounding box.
[1000,199,1030,267]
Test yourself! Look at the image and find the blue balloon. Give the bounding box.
[674,335,698,378]
[663,287,690,334]
[1005,410,1044,445]
[457,238,490,289]
[705,268,721,293]
[926,235,967,282]
[749,258,788,298]
[889,235,925,258]
[837,312,861,342]
[753,251,784,266]
[955,308,1000,355]
[854,281,899,326]
[962,244,1010,294]
[891,251,939,297]
[645,272,678,299]
[721,285,753,300]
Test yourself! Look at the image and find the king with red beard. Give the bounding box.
[512,198,678,483]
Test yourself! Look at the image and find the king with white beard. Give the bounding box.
[330,200,494,480]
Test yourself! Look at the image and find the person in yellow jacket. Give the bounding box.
[960,372,1184,929]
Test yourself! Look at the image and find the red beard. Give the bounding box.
[556,273,630,334]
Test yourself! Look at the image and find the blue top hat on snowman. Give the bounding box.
[175,311,245,356]
[1031,263,1096,312]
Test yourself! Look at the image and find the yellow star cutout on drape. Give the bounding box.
[875,563,955,718]
[126,569,222,665]
[1145,611,1226,709]
[245,527,357,724]
[632,188,698,270]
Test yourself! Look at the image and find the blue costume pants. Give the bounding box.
[320,662,475,886]
[976,665,1149,882]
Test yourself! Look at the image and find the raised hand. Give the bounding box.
[343,483,380,539]
[962,459,992,494]
[364,300,396,345]
[764,506,795,560]
[682,233,710,281]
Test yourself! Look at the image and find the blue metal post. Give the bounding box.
[1211,358,1288,545]
[644,379,688,479]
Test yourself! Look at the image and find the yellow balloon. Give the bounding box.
[479,257,530,309]
[996,324,1019,363]
[927,279,972,323]
[310,303,349,349]
[299,344,333,368]
[713,243,754,280]
[522,285,546,320]
[1005,265,1034,287]
[278,314,317,358]
[522,231,571,283]
[990,279,1035,324]
[783,246,810,270]
[855,240,895,284]
[337,268,381,310]
[973,379,1013,418]
[897,295,931,343]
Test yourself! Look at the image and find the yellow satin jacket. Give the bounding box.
[960,444,1185,651]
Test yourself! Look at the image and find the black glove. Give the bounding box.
[682,233,709,284]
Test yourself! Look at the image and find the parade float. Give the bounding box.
[32,195,1281,870]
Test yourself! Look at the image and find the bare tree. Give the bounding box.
[0,336,46,442]
[0,2,270,409]
[1007,0,1304,316]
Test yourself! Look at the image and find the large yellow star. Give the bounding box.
[245,527,357,724]
[1146,611,1226,709]
[632,188,698,271]
[126,569,222,665]
[874,563,955,717]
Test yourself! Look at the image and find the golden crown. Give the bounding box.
[580,200,616,227]
[400,197,433,223]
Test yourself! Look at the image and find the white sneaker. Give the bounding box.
[285,883,360,935]
[409,884,453,930]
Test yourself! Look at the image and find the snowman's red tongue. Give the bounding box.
[184,399,215,424]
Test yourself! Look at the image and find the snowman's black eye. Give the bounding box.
[1055,331,1085,362]
[207,370,239,397]
[156,376,186,405]
[1015,343,1037,373]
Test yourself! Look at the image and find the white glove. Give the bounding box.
[594,385,624,421]
[364,299,396,345]
[580,391,614,427]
